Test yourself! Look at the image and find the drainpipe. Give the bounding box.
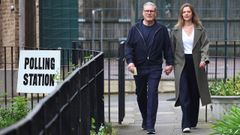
[19,0,25,50]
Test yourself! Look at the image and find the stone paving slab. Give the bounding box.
[104,93,214,135]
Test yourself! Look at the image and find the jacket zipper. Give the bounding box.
[136,26,161,60]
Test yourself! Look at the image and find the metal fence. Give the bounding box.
[0,45,98,108]
[0,47,104,135]
[207,41,240,81]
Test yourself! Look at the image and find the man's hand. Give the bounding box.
[127,63,135,73]
[164,65,173,75]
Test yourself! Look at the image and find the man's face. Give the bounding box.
[142,5,156,22]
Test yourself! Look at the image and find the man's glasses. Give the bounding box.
[144,10,155,13]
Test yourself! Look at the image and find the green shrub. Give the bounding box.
[209,74,240,96]
[0,96,30,129]
[91,118,116,135]
[211,106,240,135]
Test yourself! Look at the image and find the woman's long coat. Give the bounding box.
[171,26,211,106]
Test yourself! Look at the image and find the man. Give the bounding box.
[125,2,174,134]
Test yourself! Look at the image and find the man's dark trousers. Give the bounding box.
[134,66,162,130]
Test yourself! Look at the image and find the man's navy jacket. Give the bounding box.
[125,20,174,68]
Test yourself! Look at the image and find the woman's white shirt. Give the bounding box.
[182,29,194,54]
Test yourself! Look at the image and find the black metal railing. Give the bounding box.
[0,48,104,135]
[118,41,125,124]
[0,44,97,107]
[207,40,240,82]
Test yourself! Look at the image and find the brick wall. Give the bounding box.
[0,1,19,68]
[0,0,18,47]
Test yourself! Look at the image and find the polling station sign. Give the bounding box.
[17,50,61,93]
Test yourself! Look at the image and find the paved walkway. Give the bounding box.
[104,93,215,135]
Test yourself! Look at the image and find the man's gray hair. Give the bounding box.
[143,2,157,10]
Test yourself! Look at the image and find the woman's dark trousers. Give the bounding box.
[179,54,200,129]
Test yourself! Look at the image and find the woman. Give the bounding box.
[171,3,211,133]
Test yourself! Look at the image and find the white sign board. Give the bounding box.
[17,50,61,93]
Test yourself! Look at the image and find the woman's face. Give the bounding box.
[182,6,193,22]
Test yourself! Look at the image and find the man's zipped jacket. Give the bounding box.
[125,20,174,68]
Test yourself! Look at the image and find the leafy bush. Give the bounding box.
[209,74,240,96]
[211,106,240,135]
[91,118,116,135]
[0,96,30,129]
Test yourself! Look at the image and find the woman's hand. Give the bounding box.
[199,61,206,69]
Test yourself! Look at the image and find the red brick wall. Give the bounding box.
[0,1,19,68]
[0,0,18,47]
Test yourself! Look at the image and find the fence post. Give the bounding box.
[72,41,78,68]
[118,40,125,124]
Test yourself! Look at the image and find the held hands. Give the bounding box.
[128,63,173,75]
[199,61,206,69]
[164,65,173,75]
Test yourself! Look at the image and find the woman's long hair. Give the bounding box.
[175,3,202,28]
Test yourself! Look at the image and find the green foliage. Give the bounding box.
[69,63,79,70]
[211,106,240,135]
[91,118,116,135]
[0,96,30,129]
[90,118,97,135]
[84,53,93,62]
[209,74,240,96]
[53,70,61,82]
[98,123,116,135]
